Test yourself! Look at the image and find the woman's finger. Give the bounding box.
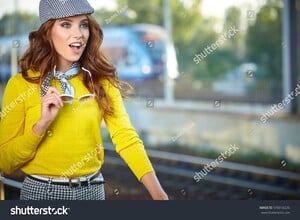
[42,97,62,108]
[43,89,63,107]
[43,97,63,108]
[46,87,60,96]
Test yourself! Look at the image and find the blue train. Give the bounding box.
[101,24,179,80]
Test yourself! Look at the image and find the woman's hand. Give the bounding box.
[141,172,169,200]
[33,87,63,136]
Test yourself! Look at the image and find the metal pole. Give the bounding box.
[0,182,5,200]
[0,172,4,200]
[10,0,19,76]
[282,0,297,114]
[0,182,4,200]
[2,177,23,189]
[163,0,174,105]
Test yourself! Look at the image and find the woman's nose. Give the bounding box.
[72,27,83,38]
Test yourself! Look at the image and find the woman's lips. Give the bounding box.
[69,43,86,54]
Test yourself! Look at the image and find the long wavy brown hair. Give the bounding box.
[19,15,131,116]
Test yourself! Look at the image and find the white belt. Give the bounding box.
[30,171,102,183]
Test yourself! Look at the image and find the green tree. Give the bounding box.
[0,12,39,36]
[246,0,282,87]
[171,0,212,79]
[223,6,242,52]
[108,0,162,25]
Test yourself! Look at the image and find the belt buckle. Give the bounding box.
[69,178,81,188]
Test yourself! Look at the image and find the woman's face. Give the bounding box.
[51,15,90,71]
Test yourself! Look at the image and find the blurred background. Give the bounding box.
[0,0,299,200]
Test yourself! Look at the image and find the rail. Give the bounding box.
[1,143,300,199]
[104,143,300,199]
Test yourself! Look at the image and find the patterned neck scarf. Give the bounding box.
[40,63,79,97]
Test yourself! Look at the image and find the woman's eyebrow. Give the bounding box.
[58,18,73,22]
[58,18,89,22]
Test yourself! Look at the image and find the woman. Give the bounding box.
[0,0,168,200]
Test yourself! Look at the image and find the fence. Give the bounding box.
[0,176,22,200]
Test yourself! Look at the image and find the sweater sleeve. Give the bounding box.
[103,81,154,181]
[0,75,44,174]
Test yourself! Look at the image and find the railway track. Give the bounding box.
[2,143,299,200]
[103,143,300,200]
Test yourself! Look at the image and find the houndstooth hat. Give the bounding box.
[39,0,94,25]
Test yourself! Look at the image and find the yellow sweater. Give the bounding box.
[0,70,153,180]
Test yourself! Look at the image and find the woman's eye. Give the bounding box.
[80,23,89,29]
[61,22,71,28]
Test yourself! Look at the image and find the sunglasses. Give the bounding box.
[59,67,96,104]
